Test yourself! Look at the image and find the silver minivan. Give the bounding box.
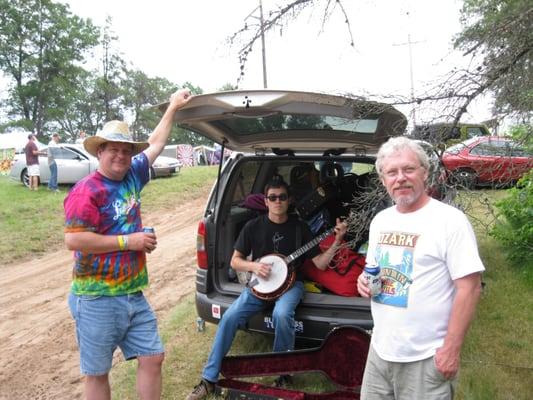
[164,90,408,341]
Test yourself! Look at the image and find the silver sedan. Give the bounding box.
[9,144,98,187]
[150,155,181,178]
[10,144,181,187]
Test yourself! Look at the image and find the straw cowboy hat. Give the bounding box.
[84,120,149,157]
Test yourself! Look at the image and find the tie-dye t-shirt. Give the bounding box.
[64,153,150,296]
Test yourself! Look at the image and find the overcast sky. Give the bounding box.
[4,1,492,126]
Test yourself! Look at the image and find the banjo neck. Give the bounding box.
[285,227,335,264]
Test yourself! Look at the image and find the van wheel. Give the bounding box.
[21,169,30,188]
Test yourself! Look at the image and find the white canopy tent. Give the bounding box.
[0,132,46,174]
[0,131,45,152]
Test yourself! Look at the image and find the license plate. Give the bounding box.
[264,316,304,333]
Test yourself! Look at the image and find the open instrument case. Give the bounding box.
[215,326,370,399]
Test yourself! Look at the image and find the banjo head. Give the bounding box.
[251,255,288,295]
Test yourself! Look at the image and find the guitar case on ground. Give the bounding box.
[215,325,370,399]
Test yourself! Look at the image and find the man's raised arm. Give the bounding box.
[145,88,192,165]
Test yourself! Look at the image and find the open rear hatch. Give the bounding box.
[159,90,407,154]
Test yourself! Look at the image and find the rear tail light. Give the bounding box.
[196,220,208,269]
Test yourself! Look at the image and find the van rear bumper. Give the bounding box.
[195,292,373,341]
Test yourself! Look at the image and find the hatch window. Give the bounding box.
[215,114,379,136]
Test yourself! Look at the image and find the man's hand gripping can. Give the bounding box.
[363,265,382,296]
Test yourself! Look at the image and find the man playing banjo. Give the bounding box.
[187,177,347,399]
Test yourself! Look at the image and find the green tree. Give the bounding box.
[0,0,99,138]
[453,0,532,121]
[121,71,209,145]
[219,83,238,91]
[50,71,104,141]
[96,16,125,121]
[122,68,177,140]
[173,82,210,146]
[53,17,128,141]
[507,123,533,152]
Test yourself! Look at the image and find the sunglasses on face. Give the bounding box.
[266,193,288,202]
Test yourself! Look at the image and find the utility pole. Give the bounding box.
[393,12,423,127]
[259,0,267,88]
[407,33,416,126]
[245,0,268,88]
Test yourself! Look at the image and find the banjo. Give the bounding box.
[248,227,336,301]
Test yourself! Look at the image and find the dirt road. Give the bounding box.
[0,195,207,399]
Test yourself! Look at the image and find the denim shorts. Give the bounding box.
[68,292,164,376]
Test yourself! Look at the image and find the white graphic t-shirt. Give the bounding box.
[366,199,485,362]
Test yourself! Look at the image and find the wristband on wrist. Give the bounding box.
[117,235,126,251]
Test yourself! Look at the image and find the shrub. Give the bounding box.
[490,170,533,279]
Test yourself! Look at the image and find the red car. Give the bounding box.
[442,136,533,188]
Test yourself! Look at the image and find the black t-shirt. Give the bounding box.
[234,214,320,280]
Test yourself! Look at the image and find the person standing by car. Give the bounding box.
[24,133,45,191]
[63,88,191,400]
[187,177,348,399]
[75,130,86,144]
[356,136,485,399]
[47,133,60,192]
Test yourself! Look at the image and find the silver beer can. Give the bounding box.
[196,317,205,332]
[363,265,382,296]
[143,226,155,234]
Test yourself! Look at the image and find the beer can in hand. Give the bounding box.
[363,265,382,296]
[143,226,155,234]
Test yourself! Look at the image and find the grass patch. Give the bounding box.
[453,188,533,399]
[0,176,67,264]
[0,166,217,266]
[110,294,210,399]
[457,236,533,399]
[141,166,218,212]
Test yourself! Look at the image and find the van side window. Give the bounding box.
[231,161,261,204]
[276,164,294,184]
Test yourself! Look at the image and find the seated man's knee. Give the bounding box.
[218,310,242,330]
[272,307,293,325]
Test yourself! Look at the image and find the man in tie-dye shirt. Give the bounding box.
[64,89,191,400]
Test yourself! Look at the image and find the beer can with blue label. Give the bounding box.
[363,265,382,296]
[196,317,205,332]
[143,226,155,234]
